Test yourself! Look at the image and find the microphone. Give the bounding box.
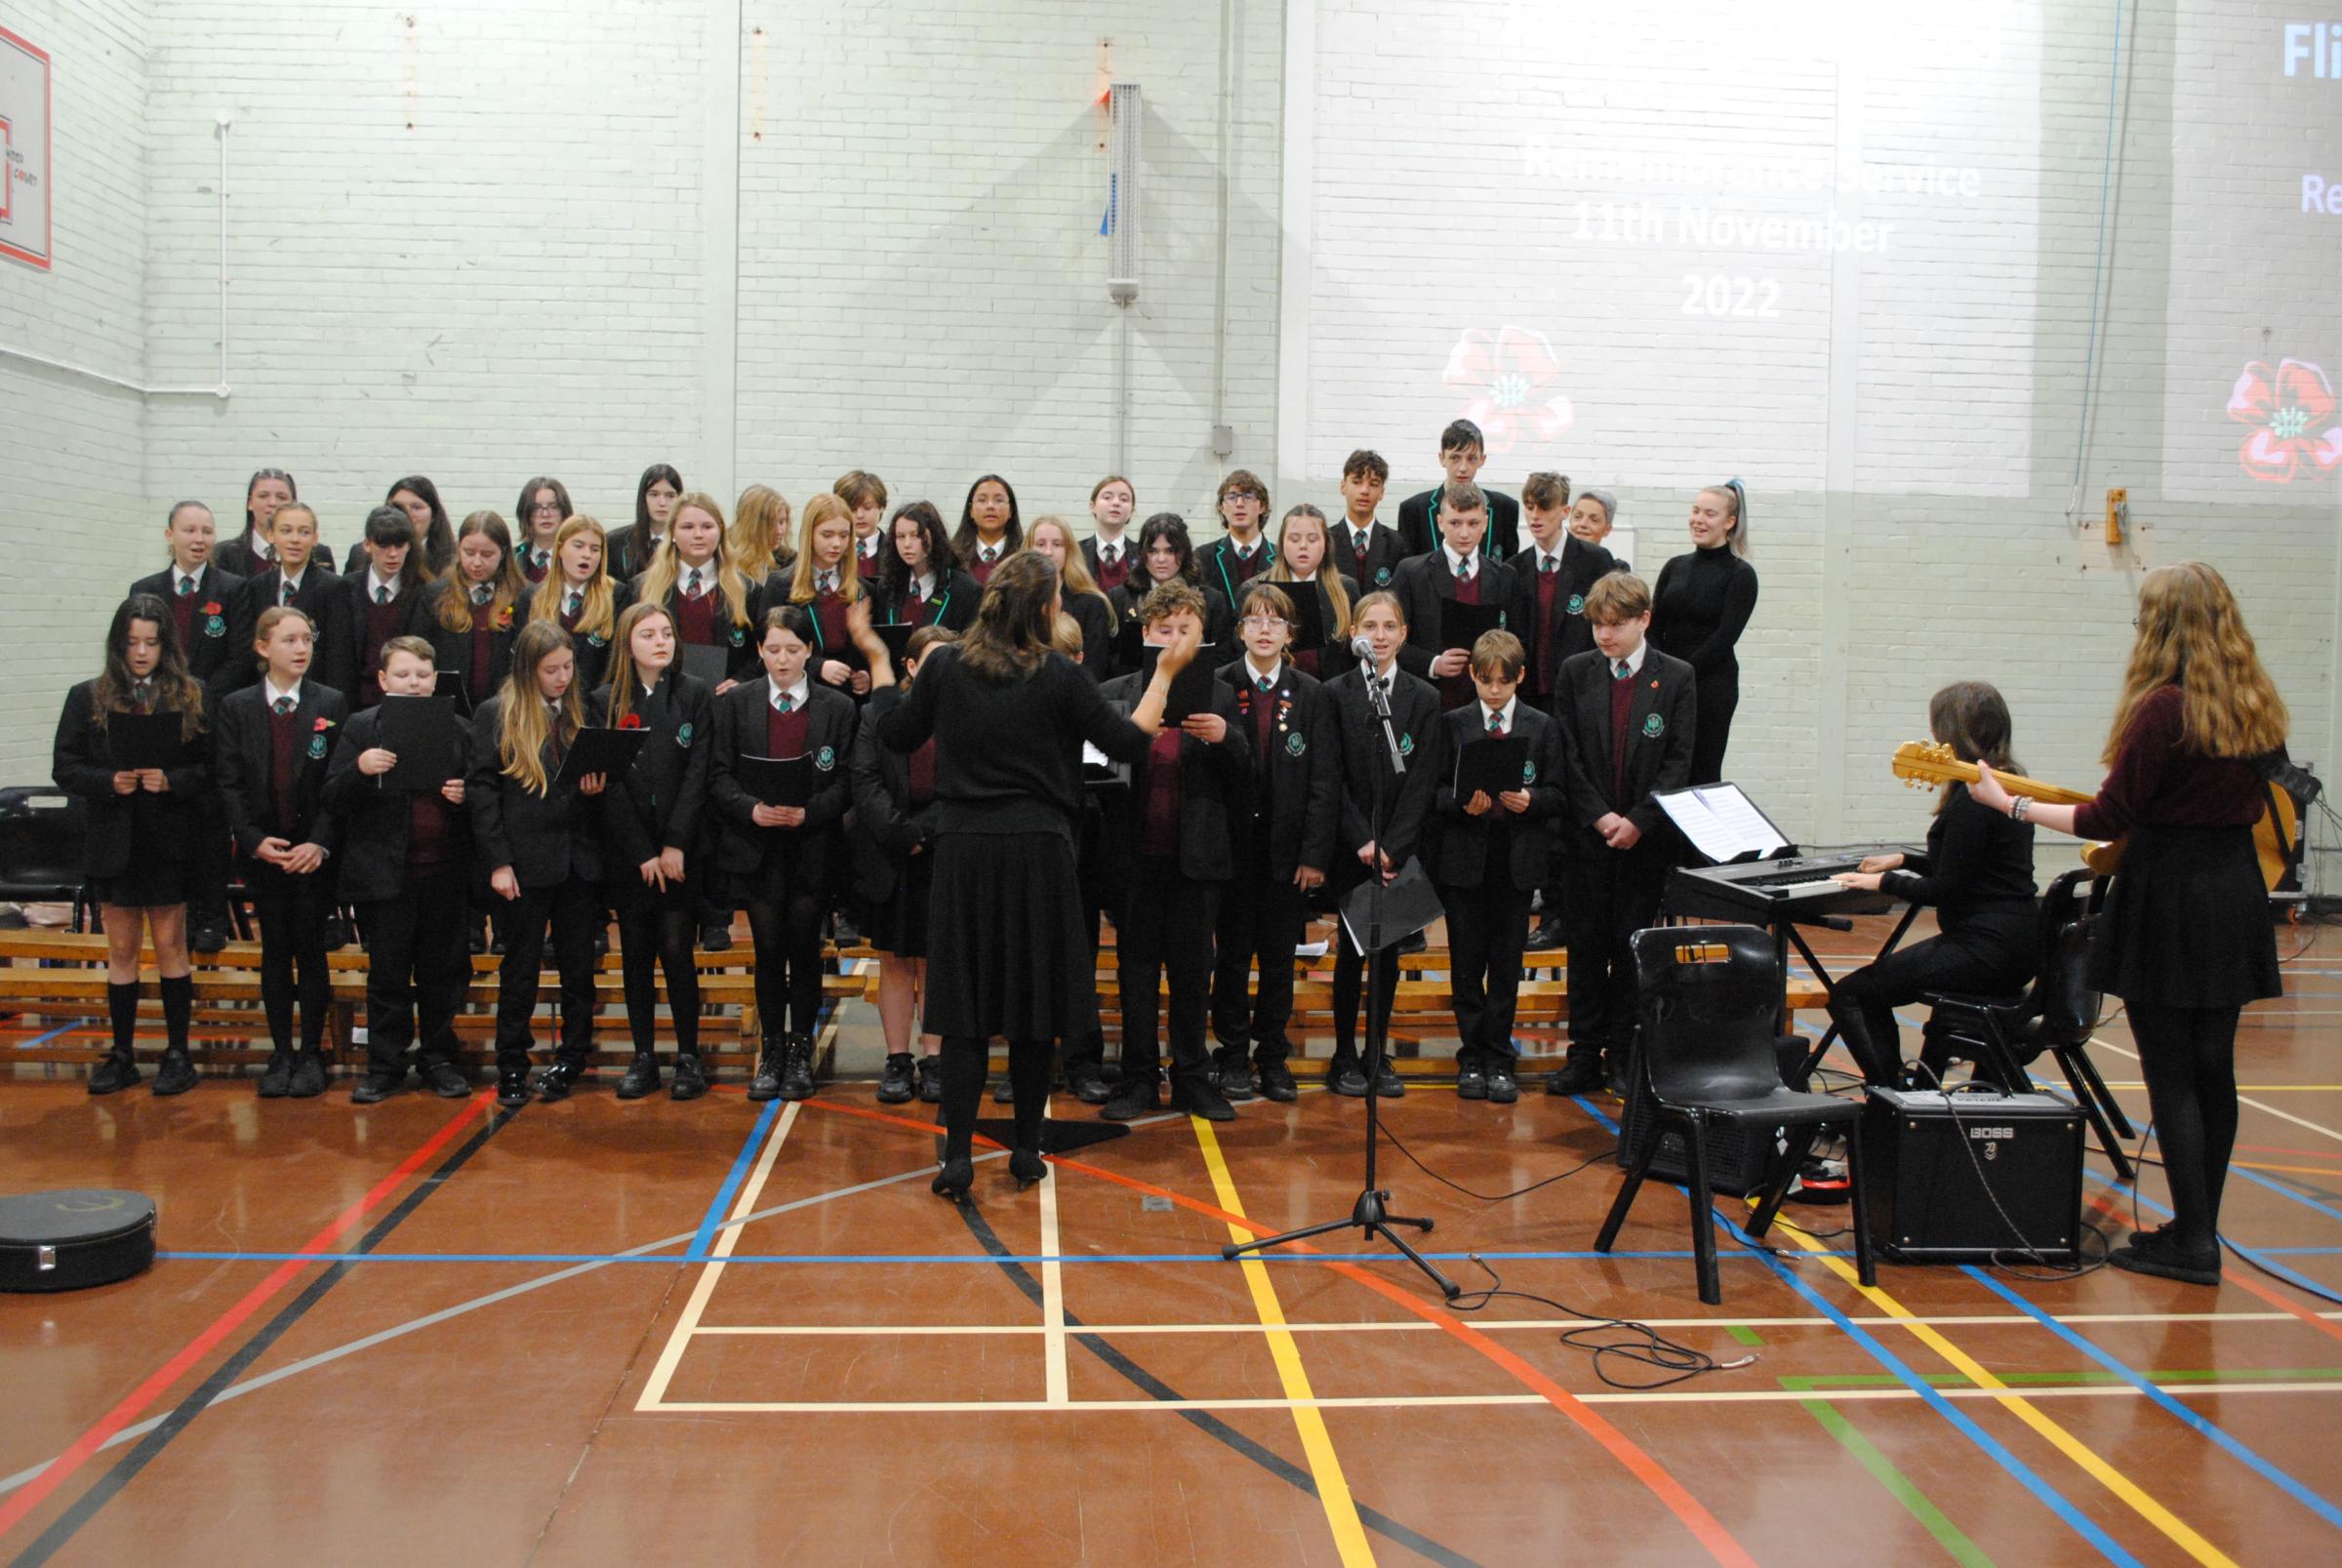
[1350,633,1376,663]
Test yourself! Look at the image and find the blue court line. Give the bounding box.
[1963,1266,2342,1533]
[2086,1168,2342,1301]
[15,1021,85,1051]
[687,1098,781,1262]
[2231,1165,2342,1226]
[1572,1093,2142,1567]
[150,1247,1803,1266]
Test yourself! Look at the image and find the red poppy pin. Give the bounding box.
[618,713,645,731]
[313,716,335,733]
[494,605,515,630]
[200,600,223,616]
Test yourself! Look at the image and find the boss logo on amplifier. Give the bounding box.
[1970,1126,2015,1141]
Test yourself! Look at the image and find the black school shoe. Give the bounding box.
[2110,1228,2222,1286]
[1524,917,1564,952]
[699,921,735,953]
[257,1049,296,1099]
[420,1060,471,1099]
[534,1059,587,1103]
[1544,1054,1605,1097]
[915,1055,945,1105]
[152,1050,199,1097]
[1170,1076,1236,1123]
[1255,1059,1299,1103]
[1214,1050,1258,1102]
[1103,1071,1161,1121]
[1455,1054,1488,1101]
[352,1070,404,1105]
[1370,1057,1405,1098]
[495,1063,532,1108]
[876,1053,916,1105]
[780,1034,816,1101]
[747,1040,784,1103]
[1486,1061,1519,1104]
[88,1052,141,1096]
[288,1051,329,1099]
[1066,1060,1110,1106]
[616,1052,663,1101]
[1326,1053,1369,1098]
[669,1052,709,1102]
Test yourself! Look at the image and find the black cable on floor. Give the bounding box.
[1445,1256,1751,1390]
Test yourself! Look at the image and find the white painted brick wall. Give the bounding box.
[0,0,152,780]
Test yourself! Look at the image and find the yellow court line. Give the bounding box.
[1191,1116,1377,1568]
[636,1102,800,1411]
[1764,1210,2240,1568]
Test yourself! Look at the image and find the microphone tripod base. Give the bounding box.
[1221,1188,1461,1300]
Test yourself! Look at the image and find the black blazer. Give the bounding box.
[1556,647,1699,841]
[51,681,215,878]
[1109,580,1234,667]
[1095,672,1250,886]
[214,681,349,859]
[1393,551,1517,682]
[878,569,980,634]
[1065,591,1114,680]
[645,569,766,682]
[552,580,635,698]
[1321,665,1445,888]
[336,574,434,708]
[588,671,713,874]
[215,532,337,579]
[604,525,664,586]
[1506,537,1623,698]
[1426,702,1567,892]
[321,705,475,904]
[1215,659,1340,880]
[1328,520,1406,593]
[704,676,858,886]
[416,579,521,707]
[1277,573,1362,683]
[1397,486,1520,562]
[129,564,250,691]
[846,717,941,909]
[1197,536,1277,611]
[466,696,604,889]
[224,565,356,699]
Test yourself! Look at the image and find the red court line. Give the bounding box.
[2236,1142,2342,1165]
[0,1092,498,1543]
[799,1097,1758,1568]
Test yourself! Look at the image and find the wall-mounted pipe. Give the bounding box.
[0,118,232,398]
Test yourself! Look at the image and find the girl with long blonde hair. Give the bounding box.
[530,514,624,692]
[1266,503,1357,680]
[1017,515,1115,677]
[731,483,796,585]
[639,490,759,688]
[426,511,529,705]
[787,492,869,696]
[1973,562,2288,1286]
[472,620,607,1105]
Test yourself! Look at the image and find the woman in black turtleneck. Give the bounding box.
[1649,480,1757,784]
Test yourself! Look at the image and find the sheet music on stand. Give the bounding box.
[1655,783,1791,864]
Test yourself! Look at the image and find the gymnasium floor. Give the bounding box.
[4,914,2341,1566]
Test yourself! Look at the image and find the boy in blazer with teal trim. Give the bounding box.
[1549,573,1696,1099]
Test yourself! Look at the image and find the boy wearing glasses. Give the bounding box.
[1200,470,1275,607]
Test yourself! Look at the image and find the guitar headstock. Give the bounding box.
[1891,740,1959,788]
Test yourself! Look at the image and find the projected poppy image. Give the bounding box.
[2226,357,2342,485]
[1442,326,1575,455]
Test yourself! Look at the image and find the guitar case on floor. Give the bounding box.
[0,1189,157,1292]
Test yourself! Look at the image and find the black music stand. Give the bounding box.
[1221,673,1458,1299]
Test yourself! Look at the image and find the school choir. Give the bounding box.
[57,429,2287,1287]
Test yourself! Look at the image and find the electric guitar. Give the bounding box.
[1889,741,2299,891]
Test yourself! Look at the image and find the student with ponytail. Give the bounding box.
[470,622,607,1106]
[53,596,213,1095]
[1649,480,1757,785]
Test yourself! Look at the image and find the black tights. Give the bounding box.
[618,903,700,1056]
[937,1035,1053,1163]
[2128,1001,2241,1254]
[745,892,824,1040]
[1329,925,1399,1059]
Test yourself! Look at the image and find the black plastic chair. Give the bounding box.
[1595,924,1878,1305]
[1920,869,2135,1179]
[0,786,92,932]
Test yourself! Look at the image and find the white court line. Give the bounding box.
[1036,1148,1070,1405]
[2091,1034,2342,1146]
[642,1379,2342,1415]
[684,1308,2342,1338]
[635,1102,799,1411]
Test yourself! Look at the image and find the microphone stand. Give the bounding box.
[1224,653,1459,1299]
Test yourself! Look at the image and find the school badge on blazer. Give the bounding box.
[1523,759,1537,784]
[1374,567,1393,585]
[728,623,747,647]
[676,722,695,748]
[1284,732,1307,756]
[201,600,226,637]
[1566,594,1585,616]
[1398,733,1415,756]
[309,715,335,759]
[1642,712,1665,737]
[815,745,836,772]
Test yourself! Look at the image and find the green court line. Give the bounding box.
[1784,1368,2342,1392]
[1724,1323,1764,1347]
[1797,1396,1997,1568]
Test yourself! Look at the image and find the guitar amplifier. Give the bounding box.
[1861,1089,2084,1264]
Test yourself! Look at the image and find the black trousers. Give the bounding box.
[1687,667,1738,786]
[249,870,335,1054]
[360,864,470,1076]
[1828,922,2032,1086]
[1563,844,1669,1060]
[2127,1000,2243,1252]
[1329,910,1401,1061]
[745,890,824,1040]
[1210,870,1307,1065]
[617,894,701,1056]
[495,875,599,1065]
[193,794,234,933]
[1060,893,1110,1075]
[1440,880,1532,1065]
[1115,857,1220,1084]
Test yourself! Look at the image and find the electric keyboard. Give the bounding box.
[1664,854,1899,925]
